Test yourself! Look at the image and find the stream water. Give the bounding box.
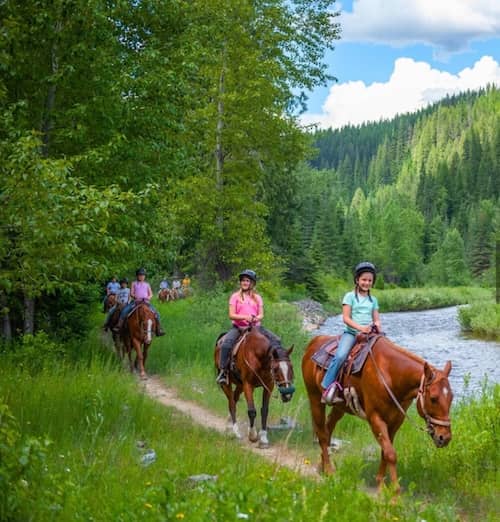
[316,305,500,399]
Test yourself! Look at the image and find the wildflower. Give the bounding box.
[145,481,152,487]
[304,458,311,465]
[175,514,185,519]
[144,503,153,510]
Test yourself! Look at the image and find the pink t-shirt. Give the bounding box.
[229,291,263,328]
[132,281,152,301]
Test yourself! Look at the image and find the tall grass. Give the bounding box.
[1,290,498,520]
[4,348,496,521]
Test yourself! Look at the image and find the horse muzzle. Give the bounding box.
[278,385,295,403]
[432,428,452,448]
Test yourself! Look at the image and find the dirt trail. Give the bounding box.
[140,375,319,478]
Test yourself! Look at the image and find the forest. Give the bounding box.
[0,0,498,339]
[293,87,499,294]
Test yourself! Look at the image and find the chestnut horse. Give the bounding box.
[302,334,453,492]
[158,288,173,303]
[104,293,117,312]
[214,327,295,448]
[121,301,158,379]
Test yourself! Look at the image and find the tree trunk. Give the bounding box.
[0,294,12,340]
[23,295,35,334]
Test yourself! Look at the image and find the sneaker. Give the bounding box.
[321,383,336,404]
[216,370,228,385]
[321,382,343,405]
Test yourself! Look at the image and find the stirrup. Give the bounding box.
[321,382,342,405]
[216,370,228,385]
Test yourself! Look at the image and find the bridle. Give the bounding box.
[417,373,451,435]
[369,345,451,435]
[242,344,295,397]
[270,349,295,395]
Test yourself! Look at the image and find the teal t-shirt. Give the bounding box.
[342,290,379,335]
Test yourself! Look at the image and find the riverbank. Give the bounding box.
[317,285,498,340]
[293,299,328,331]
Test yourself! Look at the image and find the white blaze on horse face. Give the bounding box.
[279,361,291,384]
[146,319,152,343]
[442,386,450,398]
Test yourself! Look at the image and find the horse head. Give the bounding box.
[417,360,453,448]
[134,301,156,344]
[271,346,295,403]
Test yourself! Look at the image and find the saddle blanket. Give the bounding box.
[311,334,383,375]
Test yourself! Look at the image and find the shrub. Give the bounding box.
[0,402,63,521]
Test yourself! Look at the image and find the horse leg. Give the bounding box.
[258,388,271,449]
[142,343,150,378]
[221,383,242,439]
[243,383,258,443]
[306,387,335,474]
[136,342,146,380]
[369,414,400,494]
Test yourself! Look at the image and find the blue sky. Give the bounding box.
[301,0,500,129]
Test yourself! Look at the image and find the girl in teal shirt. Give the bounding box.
[321,262,382,404]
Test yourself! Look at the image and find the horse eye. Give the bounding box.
[430,396,438,404]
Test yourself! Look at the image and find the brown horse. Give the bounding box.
[104,293,117,312]
[121,301,158,379]
[302,334,453,492]
[158,288,173,303]
[214,328,295,447]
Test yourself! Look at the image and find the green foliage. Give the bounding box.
[458,303,500,340]
[0,295,498,520]
[300,87,499,292]
[0,402,63,521]
[425,228,471,286]
[0,332,67,375]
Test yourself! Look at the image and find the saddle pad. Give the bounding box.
[311,336,340,368]
[312,334,383,375]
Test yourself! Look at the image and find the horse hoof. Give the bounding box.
[229,424,242,439]
[248,428,259,443]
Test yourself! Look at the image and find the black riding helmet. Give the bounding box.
[239,269,257,284]
[136,267,146,276]
[354,261,377,283]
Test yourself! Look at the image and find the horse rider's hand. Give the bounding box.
[360,325,372,334]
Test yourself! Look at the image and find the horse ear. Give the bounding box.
[287,345,294,356]
[443,360,452,376]
[424,362,434,381]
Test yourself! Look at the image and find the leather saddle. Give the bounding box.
[311,333,383,377]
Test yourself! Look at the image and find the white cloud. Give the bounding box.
[300,56,500,130]
[340,0,500,53]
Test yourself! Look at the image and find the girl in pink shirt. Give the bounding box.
[216,269,282,384]
[114,268,165,336]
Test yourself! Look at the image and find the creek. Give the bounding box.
[316,305,500,399]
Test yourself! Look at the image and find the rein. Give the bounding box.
[242,345,292,397]
[242,347,275,396]
[368,345,450,434]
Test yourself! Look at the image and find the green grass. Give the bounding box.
[1,288,498,521]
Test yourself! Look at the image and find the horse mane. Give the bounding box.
[383,336,425,365]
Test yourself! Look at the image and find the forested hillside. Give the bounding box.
[0,0,339,337]
[1,1,497,339]
[286,87,499,290]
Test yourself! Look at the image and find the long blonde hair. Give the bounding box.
[238,284,260,303]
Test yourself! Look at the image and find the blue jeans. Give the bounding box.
[321,332,356,389]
